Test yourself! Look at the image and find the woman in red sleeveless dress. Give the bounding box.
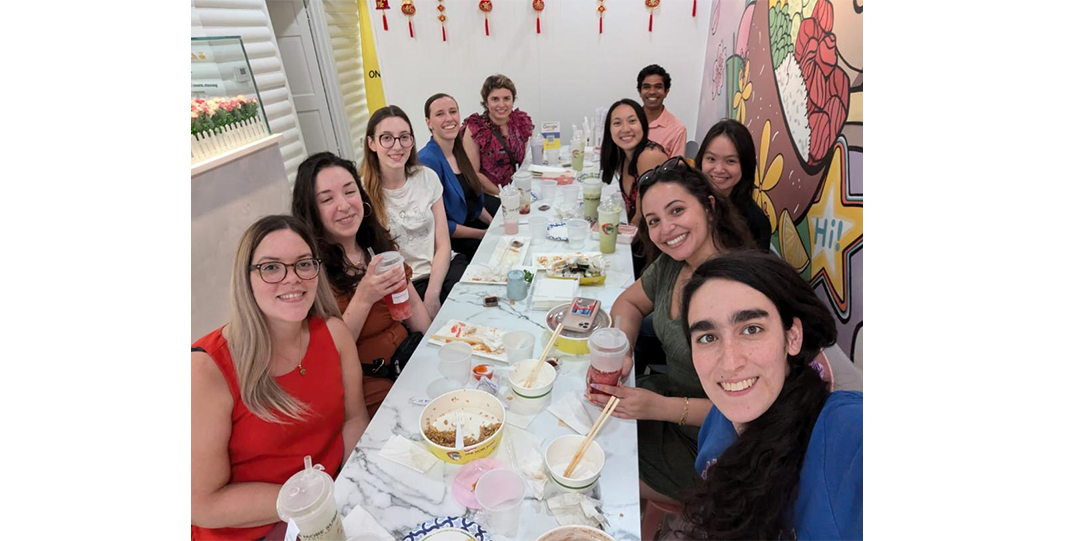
[191,215,368,540]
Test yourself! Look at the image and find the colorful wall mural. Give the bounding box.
[696,0,863,365]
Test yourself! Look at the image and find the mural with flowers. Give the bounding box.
[696,0,863,364]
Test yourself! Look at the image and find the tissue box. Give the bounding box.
[531,277,579,310]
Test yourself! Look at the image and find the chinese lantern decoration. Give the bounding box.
[375,0,390,31]
[596,0,605,34]
[479,1,492,36]
[532,0,544,34]
[436,0,447,42]
[401,0,416,38]
[646,0,660,32]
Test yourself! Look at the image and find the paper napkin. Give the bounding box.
[546,493,609,528]
[531,277,579,310]
[547,392,596,435]
[378,434,439,473]
[497,425,548,500]
[342,505,397,541]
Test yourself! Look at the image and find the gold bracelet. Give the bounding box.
[679,397,690,425]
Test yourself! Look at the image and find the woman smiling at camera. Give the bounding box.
[418,93,493,259]
[362,105,467,317]
[599,98,669,224]
[191,215,367,540]
[292,152,432,416]
[694,119,772,250]
[586,158,752,504]
[680,251,862,540]
[462,74,534,215]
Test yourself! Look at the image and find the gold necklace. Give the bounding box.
[278,327,308,376]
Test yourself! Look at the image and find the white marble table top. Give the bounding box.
[333,176,641,541]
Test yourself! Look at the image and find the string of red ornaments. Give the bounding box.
[401,0,416,38]
[436,0,447,41]
[375,0,390,31]
[596,0,605,34]
[533,0,544,34]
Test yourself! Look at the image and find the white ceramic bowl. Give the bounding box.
[544,434,605,492]
[534,524,617,541]
[506,359,557,405]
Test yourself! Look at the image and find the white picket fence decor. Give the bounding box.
[191,117,269,163]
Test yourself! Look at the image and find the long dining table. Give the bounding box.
[332,166,642,541]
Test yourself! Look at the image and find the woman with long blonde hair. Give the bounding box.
[191,215,368,540]
[361,105,466,317]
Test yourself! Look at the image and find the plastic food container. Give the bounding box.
[545,303,613,355]
[418,389,505,465]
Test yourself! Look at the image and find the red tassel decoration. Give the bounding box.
[648,12,653,32]
[382,12,388,30]
[485,17,489,36]
[536,17,541,34]
[409,20,414,37]
[442,25,446,41]
[599,16,603,34]
[692,0,697,17]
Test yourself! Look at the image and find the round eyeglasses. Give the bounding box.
[250,258,322,284]
[377,133,414,149]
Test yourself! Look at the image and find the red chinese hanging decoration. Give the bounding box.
[375,0,390,31]
[479,1,493,36]
[596,0,606,34]
[436,0,447,42]
[401,1,416,38]
[693,0,697,17]
[532,0,544,34]
[646,0,660,32]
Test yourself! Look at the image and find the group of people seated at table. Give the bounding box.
[191,65,862,540]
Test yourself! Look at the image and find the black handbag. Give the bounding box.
[364,331,423,381]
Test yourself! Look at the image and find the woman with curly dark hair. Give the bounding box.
[679,250,862,540]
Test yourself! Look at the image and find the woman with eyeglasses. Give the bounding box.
[585,158,753,506]
[461,74,534,216]
[694,119,772,250]
[292,151,432,417]
[599,98,669,224]
[361,105,467,318]
[680,251,862,540]
[419,93,492,259]
[191,215,368,540]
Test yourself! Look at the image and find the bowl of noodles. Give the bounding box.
[419,389,506,465]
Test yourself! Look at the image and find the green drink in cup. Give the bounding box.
[582,177,602,221]
[597,198,620,254]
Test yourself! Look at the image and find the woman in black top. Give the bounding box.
[694,119,772,251]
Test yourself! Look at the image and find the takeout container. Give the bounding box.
[535,525,617,541]
[544,435,605,492]
[546,272,606,286]
[419,389,505,465]
[545,302,613,355]
[507,359,558,406]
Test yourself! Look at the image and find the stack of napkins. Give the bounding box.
[342,505,397,541]
[496,425,549,499]
[531,277,579,310]
[546,493,610,528]
[378,434,439,473]
[547,392,596,435]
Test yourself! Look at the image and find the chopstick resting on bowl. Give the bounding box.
[564,395,620,477]
[523,323,564,387]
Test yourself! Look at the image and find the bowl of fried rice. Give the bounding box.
[419,389,506,464]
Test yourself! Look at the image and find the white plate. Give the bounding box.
[531,252,605,270]
[402,516,491,541]
[487,236,531,267]
[459,264,534,285]
[545,222,568,241]
[428,319,509,363]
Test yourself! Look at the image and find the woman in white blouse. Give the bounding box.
[361,105,467,318]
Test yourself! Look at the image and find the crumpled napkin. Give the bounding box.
[547,392,595,435]
[546,493,610,528]
[496,425,548,500]
[378,434,439,473]
[342,505,397,541]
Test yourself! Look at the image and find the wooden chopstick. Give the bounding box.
[564,395,620,477]
[523,323,564,387]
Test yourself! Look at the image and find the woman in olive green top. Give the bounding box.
[586,157,753,503]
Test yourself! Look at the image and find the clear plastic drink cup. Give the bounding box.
[531,135,545,165]
[503,212,520,235]
[566,219,589,249]
[597,203,621,254]
[374,251,411,321]
[277,456,347,541]
[582,177,602,221]
[587,328,629,396]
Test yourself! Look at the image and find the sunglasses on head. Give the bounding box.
[636,156,696,190]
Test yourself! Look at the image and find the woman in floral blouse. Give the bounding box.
[461,74,534,215]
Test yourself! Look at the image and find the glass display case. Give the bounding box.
[191,36,271,163]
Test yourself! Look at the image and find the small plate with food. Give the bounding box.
[533,252,607,285]
[487,236,531,267]
[429,319,508,362]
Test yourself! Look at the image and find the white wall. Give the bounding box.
[369,1,712,147]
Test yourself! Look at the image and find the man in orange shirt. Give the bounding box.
[638,64,688,158]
